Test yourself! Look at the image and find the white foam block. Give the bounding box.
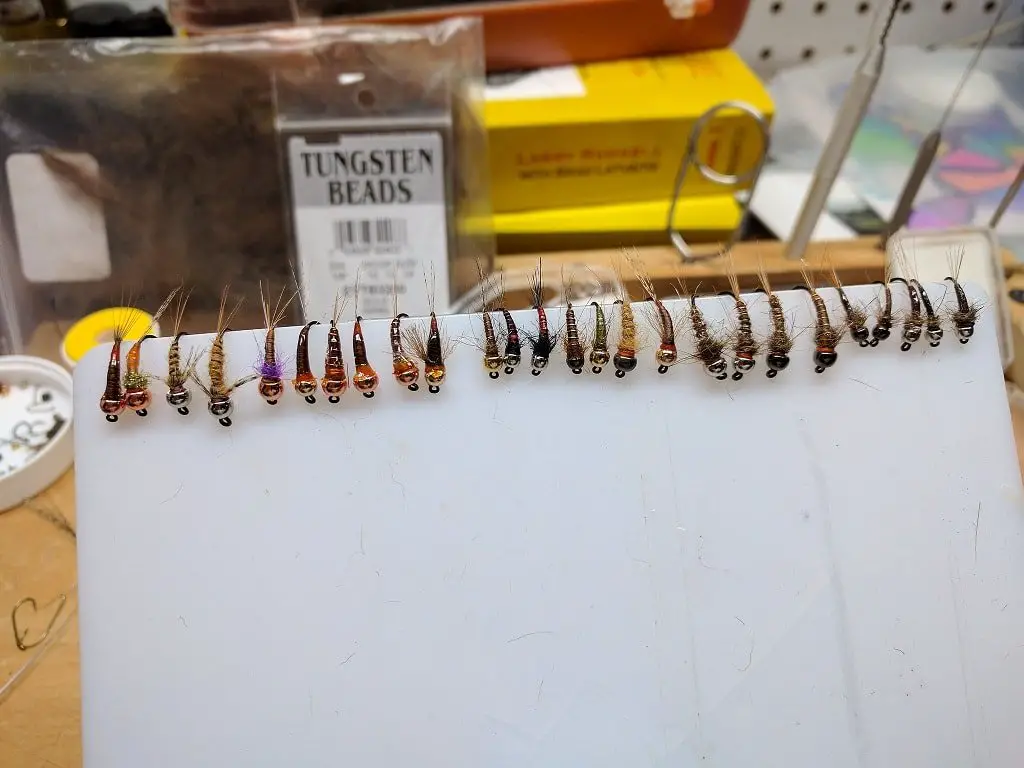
[74,286,1024,768]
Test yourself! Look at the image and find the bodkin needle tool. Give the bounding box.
[881,0,1010,248]
[784,0,901,261]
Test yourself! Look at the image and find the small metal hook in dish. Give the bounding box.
[667,100,770,263]
[12,593,67,651]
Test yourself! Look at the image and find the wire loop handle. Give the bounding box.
[667,100,769,263]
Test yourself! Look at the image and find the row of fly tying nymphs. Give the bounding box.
[98,287,181,422]
[883,246,979,351]
[390,275,421,391]
[757,264,793,378]
[895,244,943,349]
[474,261,504,379]
[122,287,183,418]
[828,265,870,348]
[562,268,587,375]
[684,279,729,380]
[916,278,943,347]
[887,244,938,351]
[165,288,200,414]
[871,263,894,346]
[889,277,922,351]
[192,288,257,427]
[798,261,844,374]
[256,283,296,405]
[525,261,556,376]
[403,269,453,393]
[725,257,758,380]
[293,280,377,402]
[290,276,321,404]
[351,277,380,398]
[293,318,320,404]
[612,278,639,378]
[634,267,678,375]
[946,247,979,344]
[589,299,610,374]
[499,273,522,375]
[321,294,350,402]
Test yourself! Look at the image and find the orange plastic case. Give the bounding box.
[174,0,751,72]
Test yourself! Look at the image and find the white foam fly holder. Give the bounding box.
[74,285,1024,768]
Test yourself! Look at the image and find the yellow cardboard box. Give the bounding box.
[493,193,741,242]
[484,50,773,219]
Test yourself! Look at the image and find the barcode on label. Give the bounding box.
[334,218,408,250]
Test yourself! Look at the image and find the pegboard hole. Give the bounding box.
[813,1,827,13]
[942,0,955,11]
[801,47,816,61]
[901,1,913,11]
[769,1,783,13]
[982,0,996,9]
[856,1,870,14]
[759,47,773,60]
[356,89,376,109]
[843,44,857,54]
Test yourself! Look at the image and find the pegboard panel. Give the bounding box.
[736,0,1024,77]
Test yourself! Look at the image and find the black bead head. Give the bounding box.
[814,349,838,369]
[613,355,638,373]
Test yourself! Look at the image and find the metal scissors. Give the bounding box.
[666,100,770,263]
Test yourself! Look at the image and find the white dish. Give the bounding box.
[0,355,73,510]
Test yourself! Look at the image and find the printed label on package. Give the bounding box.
[287,132,449,320]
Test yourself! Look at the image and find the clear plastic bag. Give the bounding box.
[0,19,491,359]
